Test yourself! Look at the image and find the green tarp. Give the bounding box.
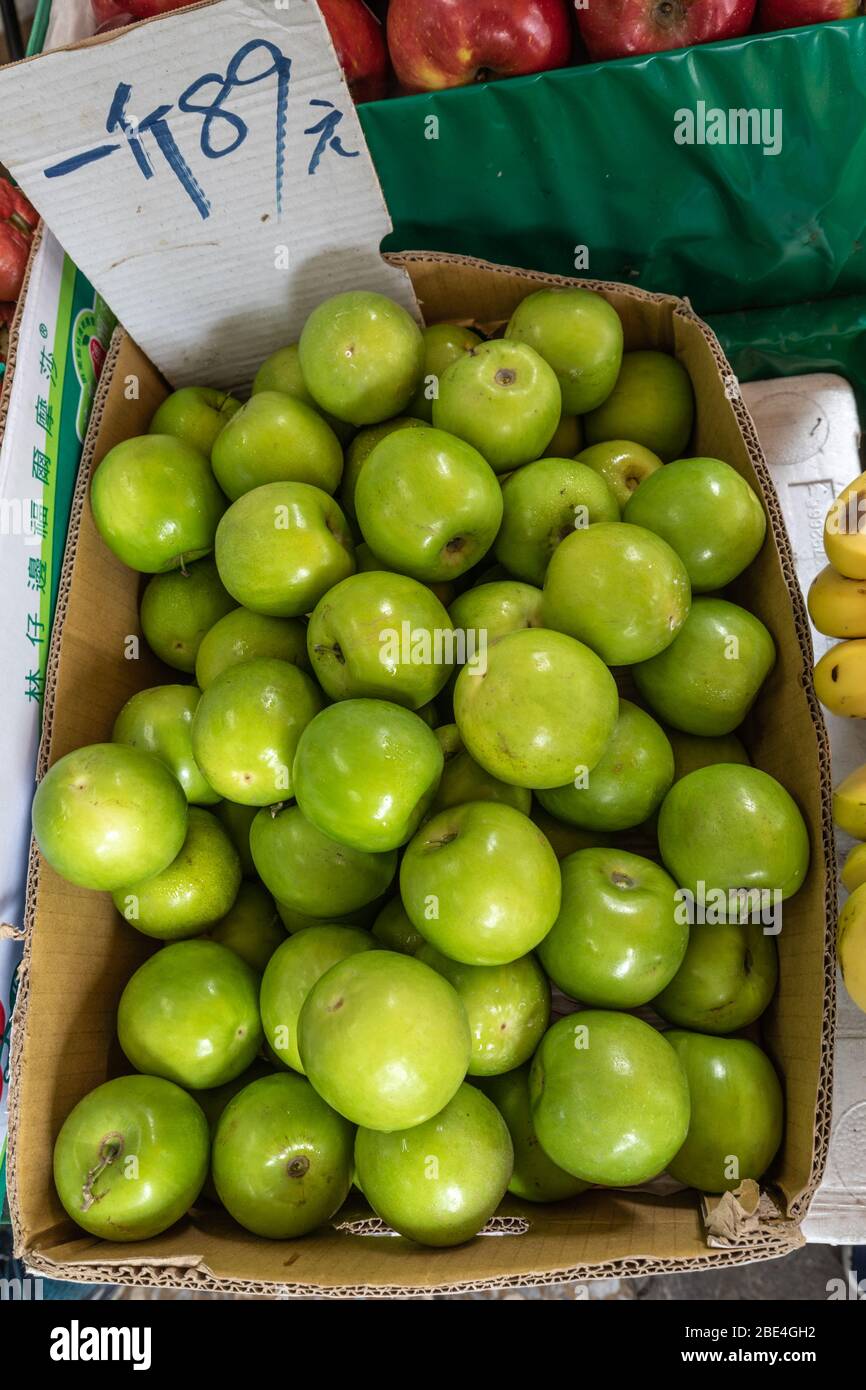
[359,20,866,402]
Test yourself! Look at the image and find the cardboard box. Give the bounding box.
[8,254,836,1295]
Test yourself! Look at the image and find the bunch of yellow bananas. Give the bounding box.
[811,474,866,1013]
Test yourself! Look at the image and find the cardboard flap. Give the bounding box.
[0,0,418,392]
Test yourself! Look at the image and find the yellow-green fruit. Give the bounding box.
[211,881,286,973]
[824,476,866,579]
[408,323,483,422]
[808,564,866,638]
[833,764,866,839]
[577,439,662,511]
[814,640,866,717]
[842,843,866,894]
[838,884,866,1012]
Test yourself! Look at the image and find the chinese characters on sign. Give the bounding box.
[43,40,359,218]
[21,321,55,703]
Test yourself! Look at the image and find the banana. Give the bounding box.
[838,884,866,1014]
[825,475,866,579]
[808,564,866,639]
[841,842,866,893]
[813,639,866,717]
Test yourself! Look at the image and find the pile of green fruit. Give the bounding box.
[37,285,809,1250]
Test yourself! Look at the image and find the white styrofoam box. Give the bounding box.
[0,0,419,391]
[742,373,866,1245]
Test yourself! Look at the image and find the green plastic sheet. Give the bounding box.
[360,21,866,319]
[361,21,866,413]
[710,296,866,420]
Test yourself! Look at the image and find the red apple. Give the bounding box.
[387,0,572,92]
[92,0,132,20]
[318,0,390,102]
[758,0,861,28]
[577,0,756,61]
[124,0,194,17]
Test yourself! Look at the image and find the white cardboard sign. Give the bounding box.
[0,0,418,391]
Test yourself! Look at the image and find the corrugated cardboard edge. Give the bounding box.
[19,1232,802,1299]
[4,326,153,1268]
[8,253,831,1294]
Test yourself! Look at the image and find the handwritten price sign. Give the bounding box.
[44,39,359,219]
[0,0,416,389]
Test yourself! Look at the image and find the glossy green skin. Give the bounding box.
[191,657,322,806]
[113,684,219,806]
[192,1058,275,1133]
[454,627,618,789]
[400,801,561,965]
[195,607,309,689]
[298,291,424,426]
[118,939,262,1089]
[665,1031,784,1193]
[210,880,286,973]
[53,1076,208,1241]
[669,730,750,782]
[495,457,619,585]
[624,457,767,591]
[475,1065,588,1203]
[32,743,188,891]
[260,925,375,1073]
[212,1073,354,1238]
[149,386,241,458]
[434,339,561,474]
[372,898,425,954]
[251,805,397,916]
[448,580,544,653]
[112,807,241,941]
[139,556,234,673]
[355,1082,512,1246]
[543,522,691,666]
[538,848,687,1008]
[505,287,624,416]
[659,764,809,900]
[356,426,503,583]
[653,920,779,1034]
[408,323,483,421]
[253,343,312,399]
[91,434,226,573]
[191,1057,274,1202]
[251,342,353,444]
[633,597,776,736]
[418,945,550,1076]
[307,570,454,708]
[340,416,426,520]
[214,800,257,876]
[583,351,695,462]
[530,1011,690,1186]
[433,727,532,815]
[211,390,343,501]
[536,699,674,831]
[577,439,663,509]
[293,699,444,853]
[215,481,355,617]
[298,951,470,1130]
